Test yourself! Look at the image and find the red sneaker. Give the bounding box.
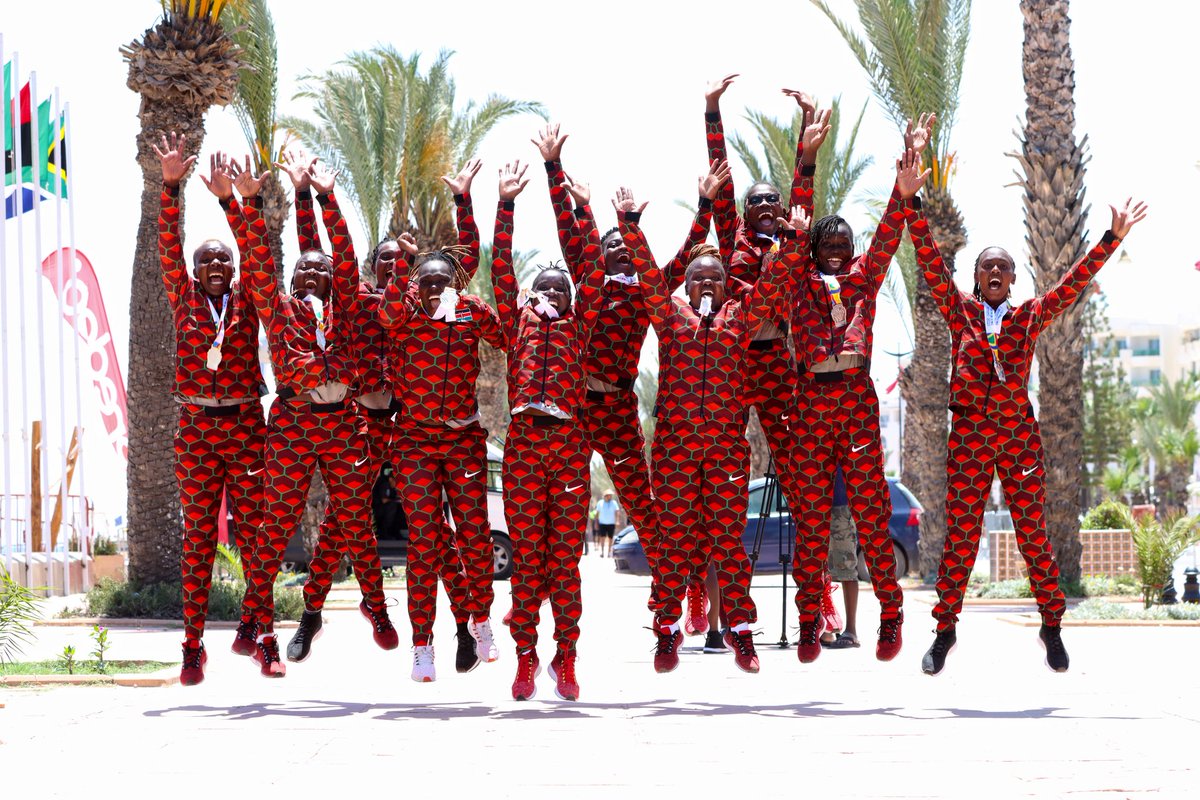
[553,650,579,701]
[511,649,541,701]
[503,606,514,627]
[797,618,821,663]
[876,614,903,661]
[360,601,400,650]
[653,626,682,673]
[180,640,207,686]
[231,618,259,657]
[252,635,286,678]
[722,628,760,673]
[820,576,843,637]
[683,581,709,637]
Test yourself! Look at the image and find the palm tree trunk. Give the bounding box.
[904,188,963,580]
[477,347,510,446]
[258,172,289,282]
[126,99,207,588]
[1017,0,1090,583]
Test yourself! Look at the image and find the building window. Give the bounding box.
[1150,369,1162,386]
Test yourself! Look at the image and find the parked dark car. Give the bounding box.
[275,445,514,580]
[611,477,921,579]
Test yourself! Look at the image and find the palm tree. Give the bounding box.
[282,47,544,253]
[813,0,972,578]
[1135,376,1200,516]
[1010,0,1092,581]
[120,0,243,587]
[222,0,288,278]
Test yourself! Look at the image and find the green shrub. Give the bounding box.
[1131,514,1200,608]
[84,577,302,621]
[970,579,1033,599]
[969,574,1139,599]
[1080,500,1133,531]
[1068,598,1200,621]
[93,537,118,556]
[0,565,43,664]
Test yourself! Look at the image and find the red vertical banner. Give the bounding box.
[40,247,129,461]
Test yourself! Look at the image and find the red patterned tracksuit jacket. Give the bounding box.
[237,190,386,632]
[786,184,908,625]
[907,198,1120,629]
[160,184,266,643]
[623,210,805,629]
[380,252,506,646]
[493,197,605,657]
[542,158,713,581]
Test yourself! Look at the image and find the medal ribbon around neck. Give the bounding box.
[305,295,329,350]
[821,274,847,328]
[205,294,230,370]
[983,301,1009,381]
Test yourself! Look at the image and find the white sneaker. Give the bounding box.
[469,618,499,663]
[411,645,436,683]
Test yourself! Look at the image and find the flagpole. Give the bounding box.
[30,71,54,595]
[11,52,33,581]
[52,87,69,594]
[0,33,11,575]
[65,100,88,590]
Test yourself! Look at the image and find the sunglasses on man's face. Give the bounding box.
[746,192,781,207]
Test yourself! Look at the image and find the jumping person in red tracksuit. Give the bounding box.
[529,124,723,624]
[379,194,507,684]
[280,154,483,673]
[899,135,1147,675]
[154,135,267,687]
[699,76,839,640]
[232,158,397,677]
[622,186,811,675]
[493,161,605,702]
[788,134,910,666]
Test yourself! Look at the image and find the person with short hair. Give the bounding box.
[595,490,619,558]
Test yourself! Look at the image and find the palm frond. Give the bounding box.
[222,0,278,173]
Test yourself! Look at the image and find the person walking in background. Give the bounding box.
[595,490,619,558]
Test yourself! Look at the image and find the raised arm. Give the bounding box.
[491,161,530,335]
[533,123,585,274]
[562,175,594,285]
[616,189,671,333]
[276,148,321,252]
[746,205,810,329]
[572,182,606,334]
[1034,198,1146,328]
[442,158,483,280]
[663,159,726,289]
[308,161,360,325]
[901,148,963,329]
[197,150,250,256]
[785,94,827,216]
[151,132,197,310]
[378,233,418,331]
[705,74,740,261]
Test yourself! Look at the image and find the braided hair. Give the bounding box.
[410,244,472,290]
[684,243,725,282]
[368,237,397,272]
[809,214,853,261]
[531,260,575,303]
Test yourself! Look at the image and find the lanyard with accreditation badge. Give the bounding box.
[205,294,229,370]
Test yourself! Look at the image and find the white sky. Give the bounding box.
[2,0,1198,527]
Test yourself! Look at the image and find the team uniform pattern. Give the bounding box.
[907,200,1120,629]
[703,110,814,523]
[493,199,605,655]
[380,238,504,644]
[624,212,804,628]
[238,191,386,631]
[160,186,267,641]
[787,185,907,624]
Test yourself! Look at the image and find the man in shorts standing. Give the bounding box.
[596,490,620,558]
[824,466,860,648]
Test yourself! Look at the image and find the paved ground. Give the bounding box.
[3,555,1197,798]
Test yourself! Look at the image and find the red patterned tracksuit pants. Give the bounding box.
[649,419,757,628]
[584,391,659,572]
[394,423,495,645]
[241,400,386,631]
[789,369,902,623]
[744,342,807,514]
[935,406,1065,629]
[177,401,265,642]
[504,414,589,655]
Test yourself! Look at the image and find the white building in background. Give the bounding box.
[1101,317,1200,390]
[879,392,902,477]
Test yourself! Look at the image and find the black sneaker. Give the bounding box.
[921,627,957,676]
[455,622,481,673]
[1039,624,1069,673]
[703,630,727,653]
[286,610,323,662]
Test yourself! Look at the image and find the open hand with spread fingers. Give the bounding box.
[699,159,731,200]
[897,148,932,200]
[275,148,316,191]
[151,131,196,187]
[498,160,530,201]
[442,157,482,196]
[611,186,648,217]
[1110,198,1148,240]
[229,154,269,198]
[199,151,234,200]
